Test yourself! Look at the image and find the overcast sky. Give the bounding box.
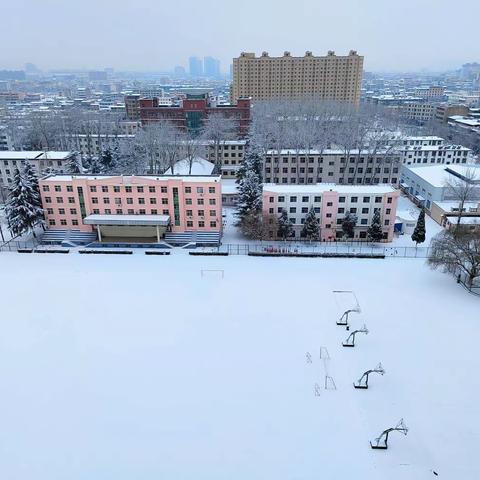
[1,0,478,73]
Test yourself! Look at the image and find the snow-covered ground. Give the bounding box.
[0,253,478,479]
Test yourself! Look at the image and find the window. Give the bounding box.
[278,196,285,202]
[185,198,192,205]
[187,221,193,227]
[125,186,132,193]
[138,198,145,204]
[327,202,333,207]
[363,196,370,203]
[104,209,111,214]
[351,196,358,203]
[210,221,217,228]
[45,196,52,203]
[150,209,157,215]
[289,196,297,202]
[384,219,390,226]
[197,187,204,194]
[149,186,156,193]
[47,208,54,214]
[102,186,108,193]
[361,218,368,225]
[127,198,133,204]
[302,196,309,202]
[339,196,345,203]
[42,185,50,192]
[116,209,122,214]
[185,187,192,194]
[198,209,205,216]
[66,186,73,192]
[338,207,345,214]
[137,186,144,193]
[302,207,308,213]
[58,208,65,215]
[375,196,382,203]
[198,221,205,227]
[186,209,193,216]
[103,197,110,204]
[49,219,56,226]
[92,197,98,204]
[72,220,78,226]
[314,196,321,202]
[209,198,216,205]
[93,209,100,214]
[209,187,216,194]
[289,207,296,213]
[90,186,97,192]
[56,196,64,203]
[114,186,120,193]
[54,185,61,192]
[162,198,169,205]
[387,197,393,204]
[68,197,75,204]
[386,208,391,214]
[197,199,204,205]
[163,209,169,215]
[139,209,146,214]
[326,213,332,218]
[362,208,369,214]
[209,210,216,216]
[128,209,134,214]
[161,186,167,193]
[150,198,156,204]
[350,208,357,213]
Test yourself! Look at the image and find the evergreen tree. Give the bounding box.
[342,212,358,239]
[66,154,82,174]
[22,162,40,196]
[278,210,294,240]
[411,208,426,246]
[100,148,115,172]
[236,143,263,183]
[85,156,103,174]
[5,169,44,238]
[236,170,262,220]
[367,209,383,242]
[301,207,320,241]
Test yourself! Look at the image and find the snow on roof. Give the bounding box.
[432,201,480,210]
[403,164,480,187]
[0,151,44,160]
[41,174,221,183]
[0,151,74,160]
[221,179,239,194]
[262,183,397,194]
[84,214,170,226]
[164,157,215,176]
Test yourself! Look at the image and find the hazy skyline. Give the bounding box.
[1,0,479,73]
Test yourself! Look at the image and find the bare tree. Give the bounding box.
[428,230,480,287]
[444,167,480,235]
[200,113,238,172]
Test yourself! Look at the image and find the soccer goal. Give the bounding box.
[200,269,225,279]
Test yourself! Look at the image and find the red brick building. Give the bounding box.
[125,93,251,136]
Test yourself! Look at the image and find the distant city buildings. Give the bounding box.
[231,50,363,104]
[204,56,220,78]
[189,57,203,77]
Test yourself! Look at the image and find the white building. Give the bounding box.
[400,164,480,211]
[0,151,75,201]
[66,134,135,156]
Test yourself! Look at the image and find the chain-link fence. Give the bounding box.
[217,243,431,258]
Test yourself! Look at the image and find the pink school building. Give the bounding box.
[38,174,222,243]
[262,184,400,241]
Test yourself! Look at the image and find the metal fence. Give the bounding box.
[0,238,39,252]
[217,242,432,258]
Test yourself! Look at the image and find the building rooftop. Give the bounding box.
[262,183,397,194]
[403,164,480,187]
[0,151,73,160]
[40,174,222,183]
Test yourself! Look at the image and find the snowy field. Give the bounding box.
[0,254,479,479]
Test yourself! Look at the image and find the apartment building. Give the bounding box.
[66,134,135,156]
[39,174,222,241]
[0,127,13,150]
[0,151,74,200]
[262,149,402,186]
[231,50,363,105]
[399,144,470,166]
[263,184,399,241]
[203,140,246,178]
[435,104,470,123]
[403,102,436,122]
